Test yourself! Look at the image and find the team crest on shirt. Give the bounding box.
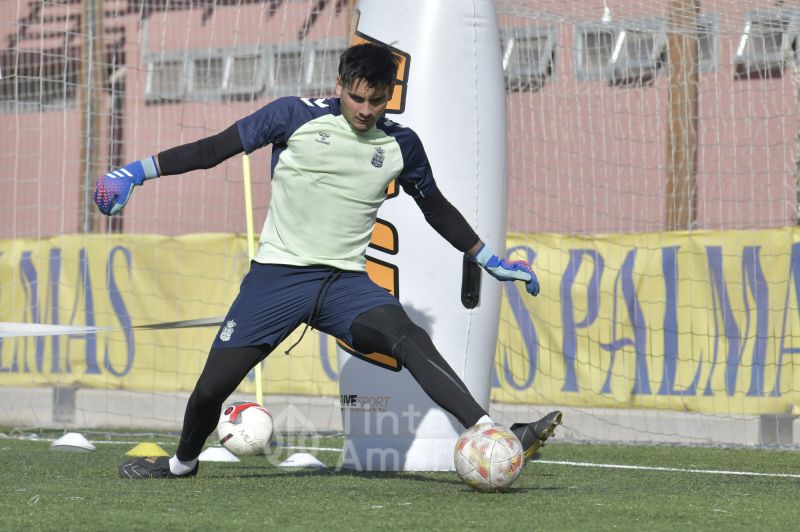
[371,147,385,168]
[220,320,237,342]
[315,131,331,145]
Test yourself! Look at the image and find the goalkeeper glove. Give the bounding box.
[94,156,160,215]
[473,244,540,296]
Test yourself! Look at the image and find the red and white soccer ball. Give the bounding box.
[216,401,274,455]
[454,423,525,492]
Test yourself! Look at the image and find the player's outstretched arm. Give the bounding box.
[411,189,540,296]
[470,243,540,296]
[94,124,244,216]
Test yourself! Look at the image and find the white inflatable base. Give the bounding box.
[337,0,505,472]
[340,436,457,471]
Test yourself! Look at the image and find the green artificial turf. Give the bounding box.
[0,431,798,531]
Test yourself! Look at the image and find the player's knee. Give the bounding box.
[190,373,228,410]
[187,345,269,413]
[188,379,226,411]
[350,304,408,355]
[392,322,436,367]
[350,304,436,367]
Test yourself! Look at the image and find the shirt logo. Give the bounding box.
[371,147,385,168]
[220,320,236,342]
[315,131,331,145]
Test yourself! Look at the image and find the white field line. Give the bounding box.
[281,445,342,452]
[1,434,341,452]
[92,442,342,452]
[278,452,800,479]
[86,440,175,446]
[0,437,176,446]
[534,459,800,479]
[5,433,797,478]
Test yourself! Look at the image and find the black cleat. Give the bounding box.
[118,456,199,479]
[511,410,563,461]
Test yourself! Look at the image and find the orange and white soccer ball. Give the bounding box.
[454,423,524,492]
[216,401,274,455]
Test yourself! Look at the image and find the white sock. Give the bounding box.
[169,455,198,476]
[475,415,493,426]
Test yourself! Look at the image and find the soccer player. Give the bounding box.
[98,43,562,479]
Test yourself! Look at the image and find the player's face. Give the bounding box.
[336,78,392,133]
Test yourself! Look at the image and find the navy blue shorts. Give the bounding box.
[211,262,400,349]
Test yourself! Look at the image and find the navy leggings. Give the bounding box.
[176,304,486,460]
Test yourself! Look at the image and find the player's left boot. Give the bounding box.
[118,456,199,479]
[511,410,563,461]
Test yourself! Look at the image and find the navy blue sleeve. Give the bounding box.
[414,190,481,253]
[393,127,440,199]
[157,124,243,176]
[236,96,297,154]
[383,122,478,252]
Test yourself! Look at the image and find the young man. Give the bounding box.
[98,43,562,479]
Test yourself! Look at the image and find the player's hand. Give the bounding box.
[472,244,540,296]
[94,156,159,216]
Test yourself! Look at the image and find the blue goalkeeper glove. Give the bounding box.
[473,244,540,296]
[94,156,160,215]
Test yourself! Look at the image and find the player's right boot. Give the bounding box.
[118,456,199,479]
[511,410,563,461]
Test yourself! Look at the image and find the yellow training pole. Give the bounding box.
[242,154,264,405]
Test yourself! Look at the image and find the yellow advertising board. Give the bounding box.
[2,230,800,414]
[494,229,800,414]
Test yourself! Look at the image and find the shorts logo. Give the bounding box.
[315,131,331,145]
[371,147,385,168]
[219,320,237,342]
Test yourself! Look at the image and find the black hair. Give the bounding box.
[338,43,400,91]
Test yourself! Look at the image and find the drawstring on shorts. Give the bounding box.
[284,269,342,355]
